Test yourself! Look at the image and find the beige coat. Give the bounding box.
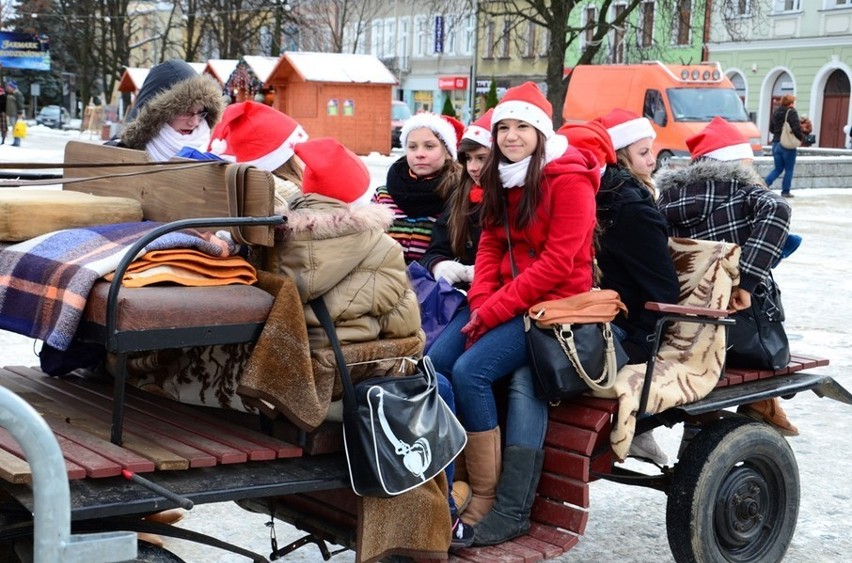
[275,193,421,349]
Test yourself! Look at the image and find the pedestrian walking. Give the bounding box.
[5,81,23,145]
[764,95,803,198]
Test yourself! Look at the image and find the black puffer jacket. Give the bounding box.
[119,59,225,151]
[768,105,803,144]
[596,166,680,363]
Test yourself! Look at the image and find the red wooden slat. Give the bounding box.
[42,413,155,473]
[490,541,543,562]
[51,433,122,478]
[548,403,612,432]
[0,429,86,479]
[568,396,619,414]
[531,497,588,535]
[545,421,598,456]
[512,534,566,559]
[741,369,760,383]
[724,372,744,386]
[589,448,614,478]
[451,545,523,562]
[538,472,589,508]
[714,377,730,388]
[527,522,581,551]
[543,447,589,482]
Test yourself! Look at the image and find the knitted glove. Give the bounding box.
[432,260,468,285]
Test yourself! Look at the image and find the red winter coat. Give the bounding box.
[467,145,599,330]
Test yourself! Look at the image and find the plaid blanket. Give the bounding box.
[0,221,227,351]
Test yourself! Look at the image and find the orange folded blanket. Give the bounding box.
[104,248,257,288]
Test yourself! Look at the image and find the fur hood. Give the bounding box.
[655,160,764,194]
[283,194,394,239]
[121,72,225,151]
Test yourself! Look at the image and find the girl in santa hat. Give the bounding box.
[656,116,797,437]
[374,113,463,264]
[560,113,680,467]
[444,82,600,545]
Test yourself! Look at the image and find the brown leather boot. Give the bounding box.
[738,397,799,436]
[454,449,468,482]
[143,508,186,525]
[462,427,501,525]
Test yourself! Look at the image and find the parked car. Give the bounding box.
[36,105,71,129]
[391,100,412,148]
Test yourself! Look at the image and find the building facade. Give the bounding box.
[707,0,852,148]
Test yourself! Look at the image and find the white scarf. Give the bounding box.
[498,134,570,189]
[145,120,211,162]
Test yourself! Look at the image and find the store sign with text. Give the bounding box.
[438,76,468,91]
[0,32,50,71]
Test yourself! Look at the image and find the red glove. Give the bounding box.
[461,310,487,349]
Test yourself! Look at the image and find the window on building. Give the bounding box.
[640,1,654,47]
[726,0,752,16]
[415,15,428,57]
[445,14,458,56]
[499,18,510,58]
[370,20,382,56]
[675,0,692,45]
[384,19,396,59]
[827,0,852,7]
[612,3,626,63]
[462,14,475,55]
[583,6,598,50]
[524,20,537,57]
[398,17,410,68]
[772,0,801,11]
[484,20,495,58]
[538,25,551,57]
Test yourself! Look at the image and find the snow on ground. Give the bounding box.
[0,127,850,562]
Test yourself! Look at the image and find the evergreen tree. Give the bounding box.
[441,95,457,118]
[485,80,499,110]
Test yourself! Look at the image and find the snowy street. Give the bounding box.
[0,125,850,562]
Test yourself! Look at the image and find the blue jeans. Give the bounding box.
[444,315,548,449]
[427,305,470,377]
[764,142,797,194]
[436,371,457,508]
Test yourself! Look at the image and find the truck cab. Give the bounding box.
[563,61,762,168]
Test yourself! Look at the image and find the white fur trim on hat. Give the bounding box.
[607,117,656,150]
[400,113,458,159]
[461,125,492,148]
[212,125,308,172]
[493,100,555,139]
[704,142,754,162]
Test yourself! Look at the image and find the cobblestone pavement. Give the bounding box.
[0,128,849,561]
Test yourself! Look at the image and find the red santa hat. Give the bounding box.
[207,101,308,171]
[597,108,656,150]
[558,120,616,175]
[294,138,372,206]
[400,112,459,159]
[687,116,754,161]
[461,108,494,149]
[492,82,554,139]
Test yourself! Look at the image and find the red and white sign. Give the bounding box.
[438,76,468,91]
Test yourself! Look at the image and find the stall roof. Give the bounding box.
[118,67,150,93]
[205,59,240,84]
[275,52,397,84]
[238,55,280,85]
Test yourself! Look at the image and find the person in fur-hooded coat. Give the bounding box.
[278,138,421,349]
[118,59,225,160]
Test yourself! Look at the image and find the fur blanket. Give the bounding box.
[593,238,741,460]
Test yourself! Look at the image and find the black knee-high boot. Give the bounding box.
[472,445,545,546]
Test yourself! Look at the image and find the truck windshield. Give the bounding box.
[667,88,750,122]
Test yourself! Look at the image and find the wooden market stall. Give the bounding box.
[225,55,279,104]
[203,59,240,89]
[267,52,397,155]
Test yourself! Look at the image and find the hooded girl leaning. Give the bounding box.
[449,83,599,545]
[116,59,224,160]
[374,113,462,264]
[656,116,797,436]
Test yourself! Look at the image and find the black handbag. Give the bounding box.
[727,276,790,371]
[526,317,629,402]
[502,216,628,403]
[310,297,466,497]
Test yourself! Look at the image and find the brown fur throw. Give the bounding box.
[593,238,741,460]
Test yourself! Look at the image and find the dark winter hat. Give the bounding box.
[127,59,198,122]
[5,80,16,89]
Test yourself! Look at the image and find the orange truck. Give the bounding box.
[562,61,762,166]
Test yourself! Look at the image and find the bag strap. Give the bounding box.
[309,297,358,414]
[552,324,619,392]
[226,163,253,246]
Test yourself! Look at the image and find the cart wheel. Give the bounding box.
[134,541,186,563]
[666,417,799,563]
